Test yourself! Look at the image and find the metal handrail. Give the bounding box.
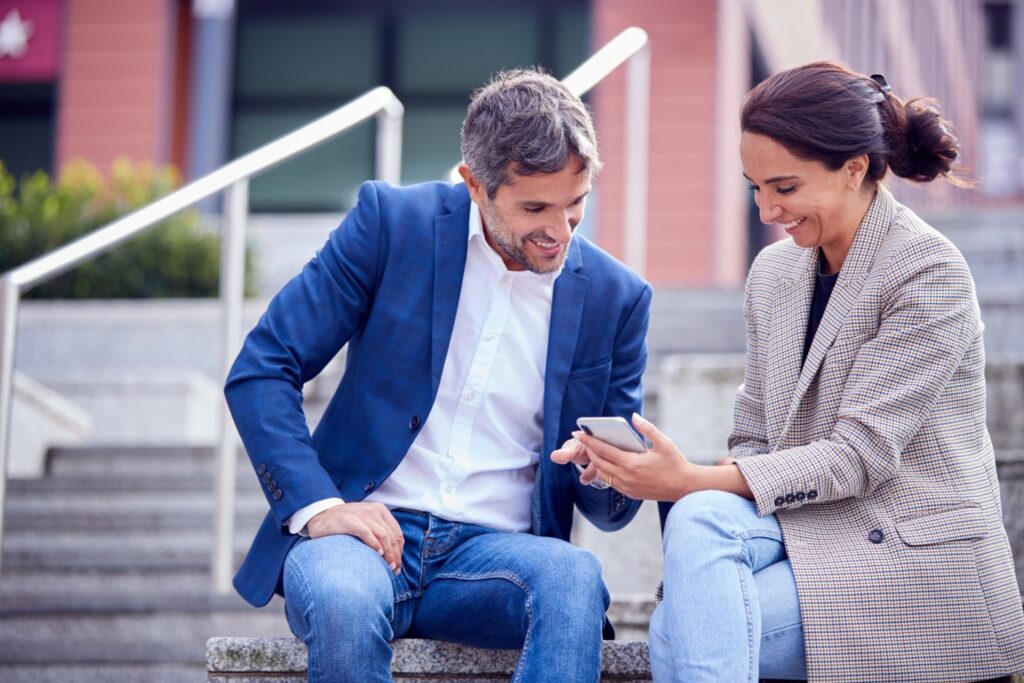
[448,26,651,276]
[0,87,404,591]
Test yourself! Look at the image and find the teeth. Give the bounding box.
[781,218,804,229]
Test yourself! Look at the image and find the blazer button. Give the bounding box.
[807,490,818,500]
[795,491,805,501]
[262,472,271,483]
[272,489,283,501]
[364,481,376,493]
[869,529,884,544]
[257,464,267,475]
[775,496,785,507]
[409,415,420,430]
[268,480,277,493]
[785,493,796,504]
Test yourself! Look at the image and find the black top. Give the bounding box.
[802,252,839,365]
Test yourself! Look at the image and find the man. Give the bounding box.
[226,68,651,683]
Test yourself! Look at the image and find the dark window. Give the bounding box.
[0,83,55,179]
[232,0,589,212]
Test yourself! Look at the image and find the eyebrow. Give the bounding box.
[742,173,799,185]
[519,190,591,208]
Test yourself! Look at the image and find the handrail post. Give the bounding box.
[375,103,404,185]
[213,179,249,594]
[0,275,20,582]
[623,41,651,278]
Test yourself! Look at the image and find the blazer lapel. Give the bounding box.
[431,186,471,395]
[542,239,587,457]
[777,187,896,443]
[763,247,816,447]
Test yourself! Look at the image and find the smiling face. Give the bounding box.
[460,156,591,274]
[740,131,872,272]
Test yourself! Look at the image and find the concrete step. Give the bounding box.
[4,492,267,532]
[0,664,205,683]
[0,530,251,571]
[45,445,240,478]
[0,609,291,662]
[0,566,269,614]
[8,472,260,494]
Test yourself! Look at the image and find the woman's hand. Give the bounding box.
[572,413,693,501]
[569,414,755,502]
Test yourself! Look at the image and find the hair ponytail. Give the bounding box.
[879,95,970,186]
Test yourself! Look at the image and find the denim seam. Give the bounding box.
[735,528,783,543]
[434,570,534,683]
[734,555,756,683]
[285,554,323,680]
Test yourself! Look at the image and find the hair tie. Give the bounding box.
[870,74,891,103]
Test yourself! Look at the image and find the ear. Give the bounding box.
[845,154,869,191]
[458,164,488,205]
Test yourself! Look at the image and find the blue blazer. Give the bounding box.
[226,181,651,607]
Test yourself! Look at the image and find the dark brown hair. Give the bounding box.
[741,61,969,186]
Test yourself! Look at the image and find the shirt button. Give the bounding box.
[483,332,496,342]
[409,415,420,430]
[869,529,884,544]
[445,485,454,493]
[463,390,476,402]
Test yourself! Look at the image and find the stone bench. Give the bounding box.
[207,637,652,682]
[207,636,1024,682]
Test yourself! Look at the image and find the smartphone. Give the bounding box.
[576,416,649,453]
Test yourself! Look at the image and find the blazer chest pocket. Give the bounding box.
[894,505,989,546]
[568,359,612,383]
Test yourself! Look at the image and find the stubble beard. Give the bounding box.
[483,205,565,275]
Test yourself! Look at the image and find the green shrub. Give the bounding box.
[0,158,256,299]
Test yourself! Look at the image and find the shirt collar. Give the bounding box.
[468,202,564,282]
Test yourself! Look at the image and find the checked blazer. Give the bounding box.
[732,187,1024,682]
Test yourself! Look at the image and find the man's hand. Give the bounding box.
[306,503,404,574]
[550,437,606,485]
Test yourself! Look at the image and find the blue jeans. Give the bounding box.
[649,491,807,682]
[283,509,609,683]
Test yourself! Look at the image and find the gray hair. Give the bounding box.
[461,68,602,198]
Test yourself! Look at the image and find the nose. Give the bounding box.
[758,199,782,225]
[553,211,577,242]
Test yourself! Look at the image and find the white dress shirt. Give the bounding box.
[287,202,559,534]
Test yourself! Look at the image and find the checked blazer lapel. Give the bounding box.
[430,186,471,396]
[777,187,896,445]
[762,247,815,449]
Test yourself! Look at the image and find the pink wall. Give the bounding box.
[591,0,720,286]
[56,0,174,171]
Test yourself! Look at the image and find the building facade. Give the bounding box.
[1,0,1022,287]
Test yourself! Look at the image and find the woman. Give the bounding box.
[553,62,1024,682]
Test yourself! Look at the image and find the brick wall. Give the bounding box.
[56,0,175,171]
[591,0,720,286]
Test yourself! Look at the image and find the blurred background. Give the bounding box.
[1,0,1022,680]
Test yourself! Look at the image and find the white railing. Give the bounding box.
[0,87,404,593]
[448,26,651,276]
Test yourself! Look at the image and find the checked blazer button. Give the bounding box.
[775,496,785,506]
[868,529,884,544]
